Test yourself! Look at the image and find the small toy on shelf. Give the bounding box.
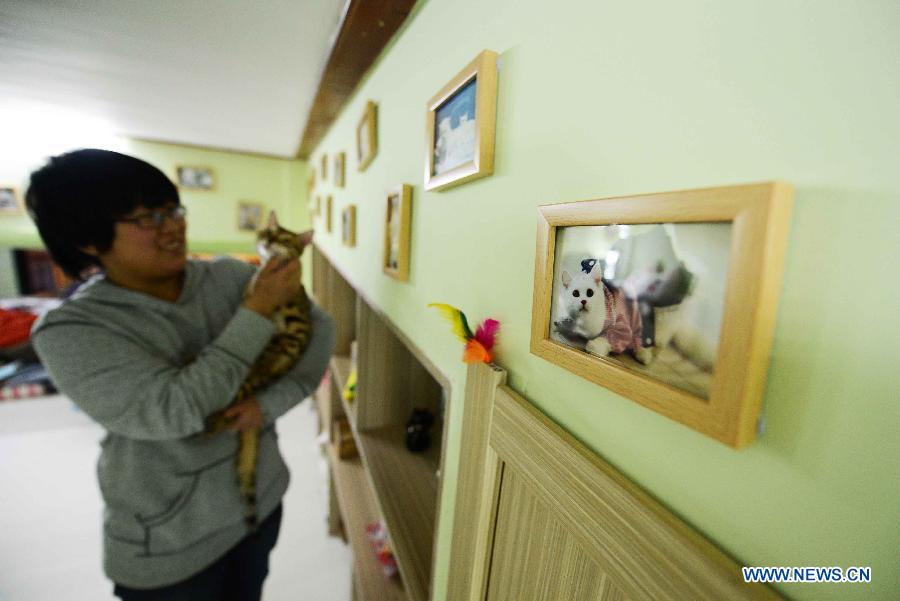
[342,368,357,403]
[365,521,398,578]
[428,303,500,364]
[332,416,357,459]
[405,408,435,453]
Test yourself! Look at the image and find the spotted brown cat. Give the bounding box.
[206,211,313,528]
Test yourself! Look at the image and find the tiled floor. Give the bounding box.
[0,394,352,601]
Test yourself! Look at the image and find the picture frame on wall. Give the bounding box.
[530,182,794,448]
[236,201,263,232]
[333,151,345,188]
[383,184,412,281]
[176,165,215,191]
[325,195,333,233]
[341,205,357,247]
[425,49,498,192]
[0,186,23,215]
[356,101,378,171]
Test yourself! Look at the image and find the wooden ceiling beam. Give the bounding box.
[296,0,416,159]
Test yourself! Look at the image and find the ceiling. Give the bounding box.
[0,0,348,158]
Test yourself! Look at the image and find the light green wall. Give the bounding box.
[0,139,310,292]
[310,1,900,600]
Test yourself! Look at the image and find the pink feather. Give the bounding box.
[474,319,500,351]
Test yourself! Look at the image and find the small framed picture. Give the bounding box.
[531,182,794,448]
[333,152,346,188]
[320,154,328,181]
[236,202,264,232]
[326,196,333,233]
[425,50,498,191]
[383,184,412,281]
[0,186,23,215]
[176,166,215,191]
[356,101,378,171]
[341,205,357,247]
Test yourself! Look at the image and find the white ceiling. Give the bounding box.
[0,0,347,158]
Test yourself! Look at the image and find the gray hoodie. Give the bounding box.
[31,257,335,588]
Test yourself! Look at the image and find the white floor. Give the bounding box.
[0,394,352,601]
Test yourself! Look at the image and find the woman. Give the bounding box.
[26,149,335,600]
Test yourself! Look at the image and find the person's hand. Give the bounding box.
[242,256,301,317]
[224,397,264,432]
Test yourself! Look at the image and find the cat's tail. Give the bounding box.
[237,428,260,530]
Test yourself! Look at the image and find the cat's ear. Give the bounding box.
[267,211,279,229]
[297,229,314,248]
[561,271,571,288]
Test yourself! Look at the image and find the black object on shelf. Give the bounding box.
[405,408,435,453]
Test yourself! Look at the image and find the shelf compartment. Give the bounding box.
[357,424,440,601]
[329,355,356,428]
[328,443,406,601]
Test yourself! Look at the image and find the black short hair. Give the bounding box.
[26,149,179,279]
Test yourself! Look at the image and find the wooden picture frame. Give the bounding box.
[424,49,498,192]
[383,184,412,281]
[236,201,263,232]
[320,153,328,181]
[0,186,23,215]
[176,165,215,191]
[325,195,333,233]
[341,205,357,247]
[356,101,378,171]
[333,151,346,188]
[530,182,794,448]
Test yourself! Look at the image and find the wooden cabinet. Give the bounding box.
[311,245,450,601]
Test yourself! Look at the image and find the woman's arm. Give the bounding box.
[32,306,276,440]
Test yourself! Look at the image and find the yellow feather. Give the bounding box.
[428,303,472,342]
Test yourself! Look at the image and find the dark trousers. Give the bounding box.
[114,504,283,601]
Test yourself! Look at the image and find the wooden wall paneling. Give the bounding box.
[446,363,507,601]
[297,0,417,159]
[449,363,781,600]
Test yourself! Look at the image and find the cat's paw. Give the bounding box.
[586,337,611,357]
[204,410,231,436]
[634,346,654,365]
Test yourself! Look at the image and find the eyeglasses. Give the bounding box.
[118,205,187,230]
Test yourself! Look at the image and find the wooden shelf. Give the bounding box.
[328,443,406,601]
[330,355,356,425]
[357,424,440,601]
[314,246,450,601]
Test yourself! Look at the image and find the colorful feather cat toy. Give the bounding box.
[428,303,500,363]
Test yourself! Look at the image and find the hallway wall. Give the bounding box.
[309,1,900,600]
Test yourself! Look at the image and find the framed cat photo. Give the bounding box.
[383,184,412,281]
[424,49,498,192]
[325,196,333,233]
[236,201,263,232]
[356,101,378,172]
[530,182,794,448]
[333,151,346,188]
[341,205,357,247]
[0,186,23,215]
[176,165,215,191]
